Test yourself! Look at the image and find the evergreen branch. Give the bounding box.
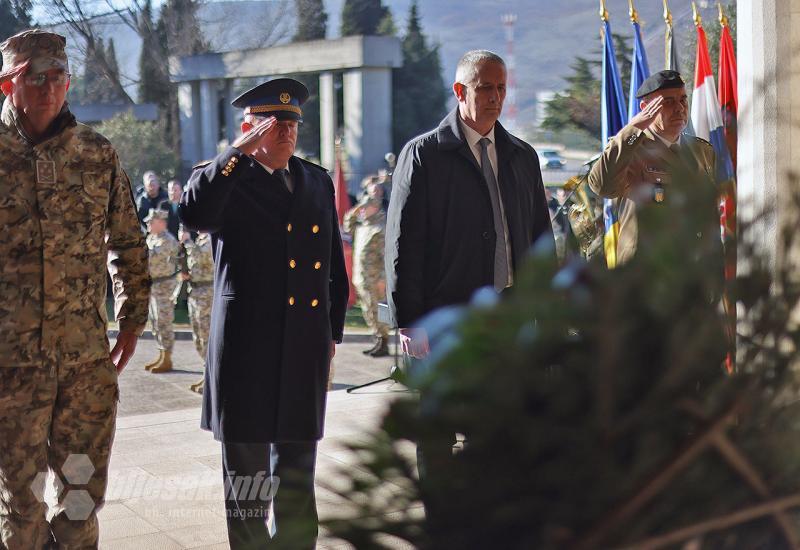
[679,400,800,547]
[571,388,753,550]
[622,492,800,549]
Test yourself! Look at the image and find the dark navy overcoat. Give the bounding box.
[180,147,349,443]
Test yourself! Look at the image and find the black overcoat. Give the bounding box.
[385,108,554,328]
[180,147,349,443]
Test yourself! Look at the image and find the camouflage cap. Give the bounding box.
[0,29,69,76]
[143,208,169,223]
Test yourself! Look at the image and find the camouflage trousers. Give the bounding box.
[353,268,390,339]
[0,359,118,549]
[187,283,213,363]
[149,279,177,352]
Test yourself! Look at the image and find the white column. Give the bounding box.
[736,0,797,269]
[343,68,393,194]
[199,80,221,161]
[178,82,202,169]
[319,72,337,171]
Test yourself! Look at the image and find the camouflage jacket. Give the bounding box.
[588,124,716,265]
[147,230,181,280]
[343,197,386,260]
[0,99,151,367]
[184,233,214,284]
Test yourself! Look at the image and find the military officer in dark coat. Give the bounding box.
[179,78,349,549]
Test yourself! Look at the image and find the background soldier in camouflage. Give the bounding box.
[144,208,180,373]
[344,178,390,357]
[180,227,214,393]
[0,30,150,549]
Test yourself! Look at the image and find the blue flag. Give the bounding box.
[601,20,628,268]
[628,21,650,120]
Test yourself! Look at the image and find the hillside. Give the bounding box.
[57,0,733,130]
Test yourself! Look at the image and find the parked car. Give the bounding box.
[539,149,567,170]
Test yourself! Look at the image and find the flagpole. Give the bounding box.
[628,0,638,23]
[663,0,673,70]
[718,2,729,28]
[692,1,702,28]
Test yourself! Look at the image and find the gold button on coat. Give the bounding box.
[287,224,293,232]
[288,297,295,306]
[311,299,319,307]
[314,261,321,270]
[312,225,319,234]
[289,259,296,269]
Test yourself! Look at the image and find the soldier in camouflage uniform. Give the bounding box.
[344,178,390,357]
[143,208,181,373]
[0,30,150,549]
[179,227,214,393]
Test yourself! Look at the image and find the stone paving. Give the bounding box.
[90,329,419,549]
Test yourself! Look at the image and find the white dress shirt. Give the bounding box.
[255,159,294,193]
[458,118,513,288]
[460,119,499,181]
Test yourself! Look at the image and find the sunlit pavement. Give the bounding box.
[94,330,419,549]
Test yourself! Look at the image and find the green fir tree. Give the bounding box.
[291,0,328,159]
[138,0,169,105]
[0,0,33,68]
[294,0,327,42]
[340,0,389,36]
[323,163,800,550]
[541,32,632,145]
[391,1,447,152]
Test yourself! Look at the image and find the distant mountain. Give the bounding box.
[57,0,733,128]
[340,0,734,129]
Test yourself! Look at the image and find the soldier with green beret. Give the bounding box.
[588,69,718,265]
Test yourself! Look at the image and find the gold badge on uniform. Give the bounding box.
[654,186,665,203]
[35,160,56,184]
[280,93,291,104]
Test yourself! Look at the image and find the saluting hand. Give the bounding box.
[232,116,277,157]
[630,95,664,131]
[0,60,30,85]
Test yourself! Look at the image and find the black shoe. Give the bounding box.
[362,339,380,354]
[369,338,390,357]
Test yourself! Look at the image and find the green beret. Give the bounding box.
[636,70,685,98]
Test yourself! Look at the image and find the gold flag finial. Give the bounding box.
[629,0,639,23]
[718,3,729,27]
[663,0,673,27]
[692,1,702,27]
[600,0,609,22]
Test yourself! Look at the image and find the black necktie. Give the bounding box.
[274,169,291,193]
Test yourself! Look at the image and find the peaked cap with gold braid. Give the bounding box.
[231,78,309,121]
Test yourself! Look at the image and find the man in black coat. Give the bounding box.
[385,49,554,520]
[180,78,349,549]
[158,179,183,238]
[136,171,168,224]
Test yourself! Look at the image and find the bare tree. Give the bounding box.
[36,0,138,103]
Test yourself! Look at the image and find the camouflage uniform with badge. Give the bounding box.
[143,208,180,373]
[589,70,717,265]
[0,30,150,549]
[182,230,214,393]
[344,180,390,357]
